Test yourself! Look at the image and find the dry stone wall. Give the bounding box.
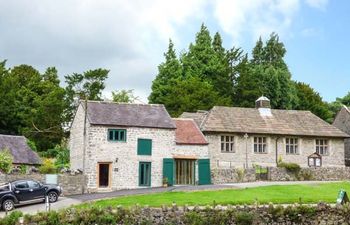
[212,167,350,184]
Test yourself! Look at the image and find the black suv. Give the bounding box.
[0,179,62,211]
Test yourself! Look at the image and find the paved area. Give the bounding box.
[0,197,82,217]
[0,180,342,217]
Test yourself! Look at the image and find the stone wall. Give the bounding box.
[206,133,345,168]
[212,167,350,184]
[269,167,350,181]
[16,203,350,225]
[0,173,85,196]
[211,168,256,184]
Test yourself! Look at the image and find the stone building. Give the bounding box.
[333,105,350,166]
[181,97,349,168]
[69,101,211,192]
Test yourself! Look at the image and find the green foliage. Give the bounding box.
[0,149,13,173]
[236,168,245,182]
[64,68,109,124]
[294,81,332,122]
[19,165,27,174]
[39,158,57,174]
[277,162,301,175]
[0,211,23,225]
[328,92,350,121]
[235,33,298,109]
[0,63,66,152]
[40,143,70,169]
[112,89,139,103]
[234,211,255,225]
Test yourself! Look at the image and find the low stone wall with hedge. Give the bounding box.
[2,203,350,225]
[0,173,86,196]
[212,167,350,184]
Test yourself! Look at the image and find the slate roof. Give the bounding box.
[333,105,350,135]
[173,119,208,145]
[85,101,176,129]
[183,106,349,138]
[0,135,41,165]
[180,111,208,128]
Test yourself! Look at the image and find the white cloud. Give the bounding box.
[212,0,300,42]
[305,0,328,10]
[0,0,325,102]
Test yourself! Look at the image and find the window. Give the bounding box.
[139,162,151,186]
[221,136,235,153]
[286,138,298,154]
[15,181,29,189]
[137,139,152,155]
[28,180,40,189]
[254,137,267,153]
[108,129,126,142]
[316,139,328,155]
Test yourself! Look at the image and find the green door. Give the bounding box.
[163,158,174,186]
[198,159,211,185]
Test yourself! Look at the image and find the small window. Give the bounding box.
[316,139,328,155]
[221,136,235,152]
[137,139,152,155]
[254,137,267,153]
[286,138,298,154]
[15,181,29,189]
[108,129,126,142]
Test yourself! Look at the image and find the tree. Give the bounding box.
[163,76,231,117]
[64,68,109,124]
[235,33,297,109]
[0,64,66,151]
[149,39,182,105]
[112,89,138,103]
[294,82,332,122]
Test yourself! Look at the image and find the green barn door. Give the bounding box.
[163,158,174,186]
[198,159,211,185]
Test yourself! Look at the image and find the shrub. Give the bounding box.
[0,149,13,173]
[39,158,57,174]
[234,211,255,225]
[54,145,70,170]
[277,162,301,174]
[236,168,245,182]
[0,211,23,225]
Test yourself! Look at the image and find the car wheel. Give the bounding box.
[2,199,14,211]
[47,191,58,203]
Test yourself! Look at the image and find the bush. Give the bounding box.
[235,211,255,225]
[277,162,301,174]
[0,211,23,225]
[0,149,13,174]
[298,170,314,181]
[39,158,57,174]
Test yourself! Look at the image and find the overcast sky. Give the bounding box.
[0,0,349,103]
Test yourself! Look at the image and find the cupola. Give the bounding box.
[255,96,271,109]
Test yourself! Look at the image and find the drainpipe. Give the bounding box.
[82,96,88,193]
[275,136,281,165]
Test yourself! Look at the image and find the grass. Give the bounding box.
[78,182,350,208]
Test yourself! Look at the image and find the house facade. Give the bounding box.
[181,97,349,168]
[69,101,210,192]
[333,105,350,166]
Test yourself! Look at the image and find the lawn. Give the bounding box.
[80,182,350,208]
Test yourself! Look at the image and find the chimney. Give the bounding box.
[255,96,271,109]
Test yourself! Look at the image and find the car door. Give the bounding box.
[13,181,30,202]
[27,180,46,200]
